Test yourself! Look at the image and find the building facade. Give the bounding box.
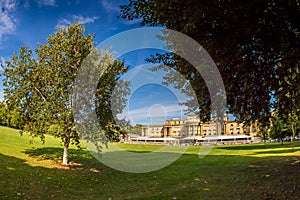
[141,124,164,137]
[141,115,259,138]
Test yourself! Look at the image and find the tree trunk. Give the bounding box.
[291,122,296,141]
[62,138,70,165]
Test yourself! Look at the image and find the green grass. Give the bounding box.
[0,126,299,199]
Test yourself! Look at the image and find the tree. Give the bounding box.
[0,101,23,128]
[259,126,269,144]
[121,124,142,135]
[2,23,128,165]
[120,0,300,125]
[7,108,24,129]
[0,101,8,126]
[270,114,292,144]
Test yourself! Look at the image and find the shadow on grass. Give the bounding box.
[254,148,299,155]
[217,142,299,151]
[23,147,96,165]
[0,149,299,199]
[0,152,110,199]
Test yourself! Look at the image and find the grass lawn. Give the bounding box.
[0,126,299,199]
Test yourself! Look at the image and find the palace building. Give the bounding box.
[141,124,163,137]
[130,114,259,145]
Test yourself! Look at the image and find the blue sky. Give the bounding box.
[0,0,191,125]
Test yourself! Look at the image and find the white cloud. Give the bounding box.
[0,0,17,44]
[129,104,186,118]
[35,0,56,7]
[0,91,3,101]
[101,0,120,13]
[0,57,6,70]
[58,15,99,28]
[121,18,142,25]
[118,104,187,125]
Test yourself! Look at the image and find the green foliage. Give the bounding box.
[2,23,128,164]
[7,108,24,129]
[269,112,299,144]
[102,122,122,142]
[95,56,130,142]
[3,23,94,149]
[258,124,269,144]
[0,101,7,126]
[0,101,24,129]
[120,0,300,125]
[121,124,142,135]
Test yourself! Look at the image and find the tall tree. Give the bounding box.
[2,23,128,165]
[270,113,293,144]
[0,101,8,126]
[120,0,300,124]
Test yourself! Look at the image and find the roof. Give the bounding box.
[202,135,251,140]
[181,136,204,140]
[131,137,179,141]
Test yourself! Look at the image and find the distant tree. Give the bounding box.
[2,23,128,165]
[258,122,270,144]
[0,101,23,128]
[121,124,142,136]
[287,112,299,140]
[120,0,300,125]
[7,109,23,129]
[131,124,142,135]
[0,101,7,126]
[269,114,294,144]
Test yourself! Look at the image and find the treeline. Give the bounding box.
[0,100,142,138]
[0,101,23,129]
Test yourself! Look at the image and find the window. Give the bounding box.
[230,129,234,134]
[237,128,240,134]
[213,130,217,135]
[208,130,211,135]
[173,131,176,136]
[203,130,206,136]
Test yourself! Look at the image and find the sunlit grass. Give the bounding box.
[0,126,299,199]
[0,126,79,168]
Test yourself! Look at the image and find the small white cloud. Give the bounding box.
[76,15,99,24]
[0,57,6,67]
[0,0,17,44]
[101,0,120,13]
[0,91,4,101]
[118,104,187,125]
[58,15,99,28]
[121,18,142,25]
[35,0,56,7]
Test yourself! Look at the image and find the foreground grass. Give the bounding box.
[0,126,299,199]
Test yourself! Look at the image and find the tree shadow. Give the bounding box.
[23,147,96,165]
[0,149,299,199]
[217,143,298,151]
[254,148,299,155]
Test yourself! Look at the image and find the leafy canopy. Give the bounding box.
[120,0,300,125]
[2,23,129,164]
